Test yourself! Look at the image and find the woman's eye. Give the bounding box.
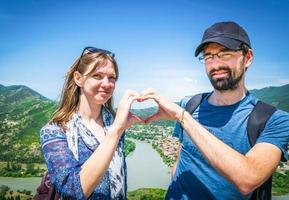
[93,74,102,79]
[109,77,117,82]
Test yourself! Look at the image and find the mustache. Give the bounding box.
[209,67,232,77]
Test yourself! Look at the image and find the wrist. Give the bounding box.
[176,107,185,125]
[179,110,185,126]
[109,124,124,137]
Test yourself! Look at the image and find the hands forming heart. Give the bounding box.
[112,88,183,134]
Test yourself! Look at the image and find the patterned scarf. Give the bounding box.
[66,106,125,199]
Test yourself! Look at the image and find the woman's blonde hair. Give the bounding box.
[51,50,119,130]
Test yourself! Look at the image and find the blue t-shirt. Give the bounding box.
[166,92,289,200]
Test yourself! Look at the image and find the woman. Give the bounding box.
[40,47,143,199]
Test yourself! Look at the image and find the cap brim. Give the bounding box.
[194,37,242,57]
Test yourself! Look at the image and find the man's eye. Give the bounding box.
[219,52,233,57]
[204,55,213,60]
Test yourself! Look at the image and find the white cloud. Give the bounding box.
[277,79,289,85]
[114,66,212,108]
[183,77,193,82]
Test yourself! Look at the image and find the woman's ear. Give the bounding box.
[74,71,84,87]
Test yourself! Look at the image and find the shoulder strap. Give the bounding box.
[185,93,209,114]
[177,93,208,141]
[247,101,276,200]
[247,101,277,147]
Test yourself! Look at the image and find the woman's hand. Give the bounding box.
[140,88,184,124]
[112,89,145,134]
[80,89,144,197]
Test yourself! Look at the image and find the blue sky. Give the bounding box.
[1,0,289,108]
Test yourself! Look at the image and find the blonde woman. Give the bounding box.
[40,47,143,199]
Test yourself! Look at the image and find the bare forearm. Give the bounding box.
[181,111,279,194]
[80,127,121,197]
[140,89,281,194]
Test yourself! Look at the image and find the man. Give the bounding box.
[141,21,289,199]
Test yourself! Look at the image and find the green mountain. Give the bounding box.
[250,84,289,112]
[0,84,56,163]
[131,107,175,127]
[0,83,288,163]
[132,83,289,126]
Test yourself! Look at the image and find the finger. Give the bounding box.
[145,113,162,124]
[142,95,160,106]
[127,95,140,106]
[136,96,145,102]
[123,89,140,100]
[121,92,141,108]
[126,114,145,127]
[130,114,146,124]
[141,87,156,94]
[140,88,157,97]
[139,93,155,100]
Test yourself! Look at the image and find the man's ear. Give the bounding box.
[74,71,84,87]
[244,49,253,70]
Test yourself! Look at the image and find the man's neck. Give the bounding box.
[209,86,247,106]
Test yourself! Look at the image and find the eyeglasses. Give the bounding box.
[198,49,241,64]
[80,46,115,58]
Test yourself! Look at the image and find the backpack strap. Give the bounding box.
[186,97,276,147]
[247,101,276,200]
[249,176,272,200]
[247,101,277,147]
[185,93,210,114]
[186,96,277,200]
[176,93,208,142]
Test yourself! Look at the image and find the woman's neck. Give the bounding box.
[77,95,102,122]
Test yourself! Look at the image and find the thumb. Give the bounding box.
[145,112,162,124]
[127,113,145,127]
[130,114,146,124]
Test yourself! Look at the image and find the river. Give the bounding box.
[126,139,171,191]
[0,140,288,199]
[0,140,171,195]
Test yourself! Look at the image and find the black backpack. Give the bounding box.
[184,93,277,200]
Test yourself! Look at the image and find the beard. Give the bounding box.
[208,66,245,91]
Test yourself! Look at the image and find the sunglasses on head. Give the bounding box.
[80,46,115,58]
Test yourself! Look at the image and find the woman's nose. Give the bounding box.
[101,77,111,87]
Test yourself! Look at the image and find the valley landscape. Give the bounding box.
[0,84,289,199]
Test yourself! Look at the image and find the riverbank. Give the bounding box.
[0,177,39,199]
[0,135,288,198]
[126,124,289,196]
[0,162,46,177]
[126,139,171,191]
[0,138,136,178]
[124,139,136,156]
[0,139,171,199]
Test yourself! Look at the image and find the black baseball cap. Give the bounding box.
[195,21,251,57]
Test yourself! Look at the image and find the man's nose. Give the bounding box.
[207,55,226,68]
